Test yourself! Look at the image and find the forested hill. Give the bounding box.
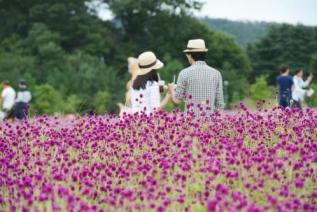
[202,17,274,47]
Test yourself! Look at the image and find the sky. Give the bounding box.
[196,0,317,25]
[99,0,317,26]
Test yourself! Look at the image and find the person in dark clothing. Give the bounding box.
[15,80,32,119]
[276,67,293,107]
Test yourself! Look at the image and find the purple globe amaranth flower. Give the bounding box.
[207,199,218,212]
[294,178,305,188]
[1,106,317,210]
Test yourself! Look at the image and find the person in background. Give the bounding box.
[118,57,140,116]
[15,80,32,119]
[168,39,224,117]
[0,81,16,120]
[131,51,171,114]
[276,66,293,107]
[291,69,313,109]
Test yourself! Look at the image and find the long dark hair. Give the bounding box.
[132,70,159,90]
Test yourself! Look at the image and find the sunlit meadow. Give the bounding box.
[0,103,317,211]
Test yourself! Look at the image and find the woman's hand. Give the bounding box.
[308,73,313,82]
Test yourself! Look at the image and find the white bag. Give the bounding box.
[306,88,315,97]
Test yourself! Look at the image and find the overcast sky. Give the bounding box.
[98,0,317,26]
[196,0,317,25]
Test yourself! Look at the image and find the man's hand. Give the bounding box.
[167,83,181,104]
[168,83,176,95]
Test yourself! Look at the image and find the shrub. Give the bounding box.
[93,91,110,114]
[307,83,317,107]
[32,84,64,115]
[249,75,274,101]
[62,95,82,114]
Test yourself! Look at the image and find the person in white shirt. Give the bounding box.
[15,80,32,119]
[292,69,313,109]
[117,57,139,117]
[0,81,16,120]
[131,51,171,115]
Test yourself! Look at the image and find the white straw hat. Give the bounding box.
[183,39,208,52]
[137,51,164,75]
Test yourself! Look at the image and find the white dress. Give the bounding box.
[131,81,160,115]
[292,76,309,101]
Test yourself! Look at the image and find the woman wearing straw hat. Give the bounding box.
[131,51,171,114]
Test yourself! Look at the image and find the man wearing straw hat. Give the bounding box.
[168,39,225,117]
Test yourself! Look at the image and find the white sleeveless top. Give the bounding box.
[131,81,160,114]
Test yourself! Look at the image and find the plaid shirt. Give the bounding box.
[175,61,225,115]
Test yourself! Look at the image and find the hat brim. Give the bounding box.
[183,48,208,53]
[138,59,164,76]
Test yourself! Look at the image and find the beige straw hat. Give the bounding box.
[137,51,164,75]
[183,39,208,52]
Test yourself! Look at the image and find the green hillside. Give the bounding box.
[202,17,274,47]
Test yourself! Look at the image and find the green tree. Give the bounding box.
[0,52,36,85]
[49,52,124,113]
[0,0,255,114]
[24,23,64,83]
[0,0,114,56]
[310,52,317,74]
[248,24,317,83]
[159,55,184,83]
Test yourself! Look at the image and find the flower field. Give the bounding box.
[1,105,317,211]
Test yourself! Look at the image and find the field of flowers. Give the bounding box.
[1,104,317,211]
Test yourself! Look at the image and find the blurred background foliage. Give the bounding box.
[0,0,317,115]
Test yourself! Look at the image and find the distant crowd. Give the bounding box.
[0,80,32,121]
[277,67,314,109]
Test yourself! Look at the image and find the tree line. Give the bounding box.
[0,0,316,115]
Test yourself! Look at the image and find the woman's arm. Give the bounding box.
[294,77,307,96]
[159,92,172,108]
[302,74,313,88]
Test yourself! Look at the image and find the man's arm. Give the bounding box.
[215,72,225,112]
[169,72,186,104]
[160,92,172,108]
[168,84,181,104]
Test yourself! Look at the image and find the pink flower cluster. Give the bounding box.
[0,105,316,211]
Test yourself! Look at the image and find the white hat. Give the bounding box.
[183,39,208,53]
[137,51,164,75]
